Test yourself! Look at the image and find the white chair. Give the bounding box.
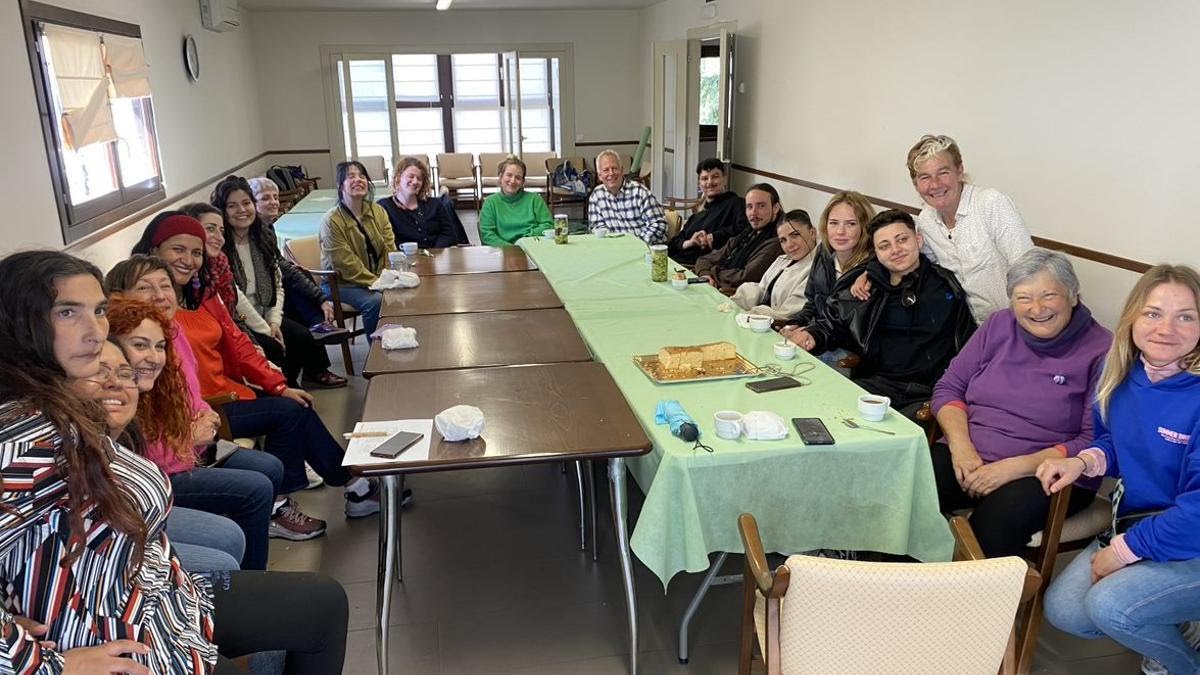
[738,513,1038,675]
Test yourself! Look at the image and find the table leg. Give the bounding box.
[677,552,740,664]
[586,460,598,561]
[376,474,401,675]
[575,461,586,550]
[608,457,637,674]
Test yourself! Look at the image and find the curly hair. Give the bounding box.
[105,296,195,464]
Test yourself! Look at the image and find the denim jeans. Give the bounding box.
[223,396,351,495]
[167,507,245,573]
[325,282,382,336]
[1044,540,1200,673]
[169,449,283,571]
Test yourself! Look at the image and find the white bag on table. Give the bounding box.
[380,326,418,350]
[741,411,789,440]
[369,269,420,290]
[435,405,485,441]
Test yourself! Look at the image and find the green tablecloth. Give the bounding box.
[520,234,954,590]
[286,187,393,213]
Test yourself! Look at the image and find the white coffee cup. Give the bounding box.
[748,314,772,333]
[857,394,891,422]
[773,340,797,360]
[735,313,752,329]
[400,242,419,255]
[593,227,609,239]
[543,229,556,240]
[713,410,743,440]
[671,278,688,291]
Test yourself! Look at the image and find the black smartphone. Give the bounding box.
[370,431,425,459]
[792,418,835,445]
[686,277,708,284]
[746,376,802,393]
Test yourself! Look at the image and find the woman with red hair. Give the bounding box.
[106,295,279,570]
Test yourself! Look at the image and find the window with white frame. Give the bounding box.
[25,3,164,243]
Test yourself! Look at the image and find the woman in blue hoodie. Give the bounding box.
[1037,264,1200,675]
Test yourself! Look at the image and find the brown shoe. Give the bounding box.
[302,370,348,389]
[269,498,327,540]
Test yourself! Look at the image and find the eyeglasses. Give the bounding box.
[85,364,139,389]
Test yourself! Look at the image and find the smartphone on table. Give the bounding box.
[369,431,425,459]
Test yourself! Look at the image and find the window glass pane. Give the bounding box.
[452,53,498,107]
[111,97,159,186]
[392,53,438,102]
[520,108,549,152]
[348,59,392,168]
[518,58,546,101]
[337,59,352,155]
[63,141,117,205]
[550,58,561,154]
[396,108,445,159]
[453,109,503,155]
[699,57,720,126]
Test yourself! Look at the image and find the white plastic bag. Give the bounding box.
[435,405,485,441]
[380,326,418,350]
[369,269,421,290]
[741,411,789,440]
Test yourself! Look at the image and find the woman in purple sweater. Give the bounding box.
[930,249,1112,556]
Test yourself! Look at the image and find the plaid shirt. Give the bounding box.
[587,180,667,244]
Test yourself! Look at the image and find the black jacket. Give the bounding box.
[279,258,328,308]
[666,192,747,267]
[816,254,976,386]
[785,246,871,348]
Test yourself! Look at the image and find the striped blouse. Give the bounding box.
[0,401,217,674]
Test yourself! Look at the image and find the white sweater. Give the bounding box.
[731,251,814,320]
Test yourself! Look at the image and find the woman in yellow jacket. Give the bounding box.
[319,160,396,335]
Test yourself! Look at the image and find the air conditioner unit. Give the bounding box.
[200,0,240,32]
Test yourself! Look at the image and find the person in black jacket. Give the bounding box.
[666,158,747,267]
[781,191,876,358]
[800,209,976,417]
[377,157,462,249]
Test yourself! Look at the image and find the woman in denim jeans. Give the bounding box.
[1037,265,1200,675]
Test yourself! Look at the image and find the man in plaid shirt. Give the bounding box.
[587,149,667,244]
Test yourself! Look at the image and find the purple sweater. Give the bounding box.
[931,306,1112,464]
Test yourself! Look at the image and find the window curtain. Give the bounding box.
[103,33,151,99]
[42,24,115,150]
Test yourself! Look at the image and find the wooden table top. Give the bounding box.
[353,362,651,474]
[380,271,562,317]
[409,246,537,276]
[363,308,593,377]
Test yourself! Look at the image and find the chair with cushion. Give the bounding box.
[354,155,389,186]
[738,512,1039,675]
[662,195,704,242]
[281,235,363,375]
[436,152,479,209]
[476,152,511,203]
[521,152,557,197]
[546,155,590,215]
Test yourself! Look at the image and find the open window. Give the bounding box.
[23,2,164,244]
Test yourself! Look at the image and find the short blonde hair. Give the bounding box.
[906,134,964,181]
[596,149,623,172]
[817,191,876,271]
[1095,264,1200,420]
[497,155,526,178]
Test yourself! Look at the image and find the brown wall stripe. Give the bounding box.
[730,162,1150,274]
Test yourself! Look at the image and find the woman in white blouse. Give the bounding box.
[731,209,817,319]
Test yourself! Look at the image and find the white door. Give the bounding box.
[715,29,737,163]
[500,51,523,156]
[652,40,688,199]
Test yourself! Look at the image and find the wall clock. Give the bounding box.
[183,34,200,81]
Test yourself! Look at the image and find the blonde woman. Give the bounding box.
[1038,265,1200,675]
[478,156,553,246]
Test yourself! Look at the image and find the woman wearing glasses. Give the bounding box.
[730,209,818,319]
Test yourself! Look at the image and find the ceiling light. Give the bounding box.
[435,0,452,9]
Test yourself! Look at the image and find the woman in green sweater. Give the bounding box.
[479,156,554,246]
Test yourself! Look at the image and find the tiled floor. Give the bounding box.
[267,209,1143,674]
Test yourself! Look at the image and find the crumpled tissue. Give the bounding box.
[380,326,418,350]
[369,269,420,290]
[741,411,789,440]
[435,405,485,441]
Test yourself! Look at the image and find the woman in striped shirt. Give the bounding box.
[0,250,347,674]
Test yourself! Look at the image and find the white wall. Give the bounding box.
[640,0,1200,327]
[0,0,264,258]
[249,8,646,178]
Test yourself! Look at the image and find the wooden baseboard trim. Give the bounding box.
[66,148,331,252]
[730,163,1150,274]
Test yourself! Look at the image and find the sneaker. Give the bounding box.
[269,499,327,541]
[309,322,350,342]
[344,481,413,518]
[304,462,324,490]
[1141,657,1168,675]
[1182,620,1200,649]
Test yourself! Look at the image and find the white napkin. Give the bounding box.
[369,269,421,290]
[380,326,418,350]
[741,411,789,440]
[435,405,485,441]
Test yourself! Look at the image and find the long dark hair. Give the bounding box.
[131,211,210,310]
[212,175,279,300]
[335,160,376,216]
[0,251,148,574]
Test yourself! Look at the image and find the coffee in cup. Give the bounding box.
[857,394,891,422]
[748,315,772,333]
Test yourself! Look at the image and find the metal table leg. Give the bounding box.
[677,552,740,664]
[608,457,638,674]
[586,459,598,561]
[376,474,401,675]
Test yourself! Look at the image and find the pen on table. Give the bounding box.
[343,431,391,439]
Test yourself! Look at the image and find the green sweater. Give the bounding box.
[479,190,553,246]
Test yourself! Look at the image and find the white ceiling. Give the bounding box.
[239,0,660,10]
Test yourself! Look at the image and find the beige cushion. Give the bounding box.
[525,176,548,188]
[355,155,388,183]
[480,177,501,188]
[1027,495,1112,547]
[234,438,256,449]
[765,554,1027,674]
[440,178,476,190]
[665,210,683,240]
[284,235,321,270]
[340,302,359,315]
[478,152,510,177]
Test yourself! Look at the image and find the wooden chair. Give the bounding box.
[521,151,557,196]
[476,152,511,203]
[662,195,704,242]
[203,392,256,449]
[738,512,1039,675]
[436,152,479,209]
[545,155,590,215]
[280,235,363,375]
